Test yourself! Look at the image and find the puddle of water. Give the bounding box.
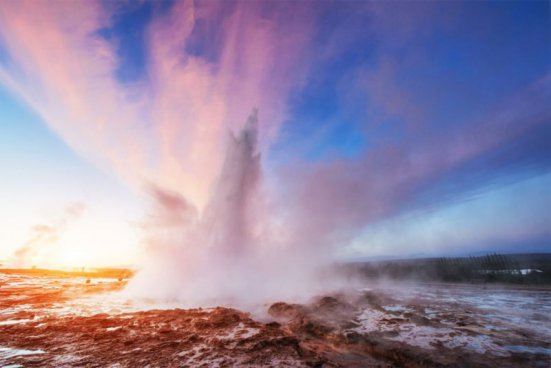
[505,345,551,355]
[0,346,45,359]
[356,283,551,356]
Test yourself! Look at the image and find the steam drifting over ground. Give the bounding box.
[1,271,549,367]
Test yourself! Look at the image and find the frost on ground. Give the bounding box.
[0,270,550,367]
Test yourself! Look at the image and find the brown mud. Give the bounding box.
[0,270,549,367]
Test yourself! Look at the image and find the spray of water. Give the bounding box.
[125,111,338,308]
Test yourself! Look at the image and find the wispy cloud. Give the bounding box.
[280,75,550,251]
[10,203,85,267]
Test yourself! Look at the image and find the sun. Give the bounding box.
[43,209,141,269]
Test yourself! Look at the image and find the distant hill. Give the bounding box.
[345,253,551,285]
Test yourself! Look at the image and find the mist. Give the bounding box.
[125,111,344,308]
[0,0,547,306]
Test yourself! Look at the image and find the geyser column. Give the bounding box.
[201,109,261,258]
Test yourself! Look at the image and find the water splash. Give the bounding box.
[201,109,261,259]
[125,111,330,307]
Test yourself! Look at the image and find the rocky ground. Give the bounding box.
[0,270,549,367]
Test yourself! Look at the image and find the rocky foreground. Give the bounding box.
[0,270,549,367]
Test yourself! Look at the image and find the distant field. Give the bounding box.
[0,267,134,280]
[346,253,551,285]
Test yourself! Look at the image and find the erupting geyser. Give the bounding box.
[125,111,330,307]
[201,109,261,259]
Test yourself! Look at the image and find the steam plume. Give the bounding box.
[126,111,333,306]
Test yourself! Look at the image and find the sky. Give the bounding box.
[0,0,549,267]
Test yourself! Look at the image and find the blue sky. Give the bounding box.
[0,0,549,266]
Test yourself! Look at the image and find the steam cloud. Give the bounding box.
[126,111,340,307]
[0,1,549,306]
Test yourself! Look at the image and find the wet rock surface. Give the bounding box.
[1,271,550,367]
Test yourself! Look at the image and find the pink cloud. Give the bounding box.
[0,0,312,210]
[279,73,551,253]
